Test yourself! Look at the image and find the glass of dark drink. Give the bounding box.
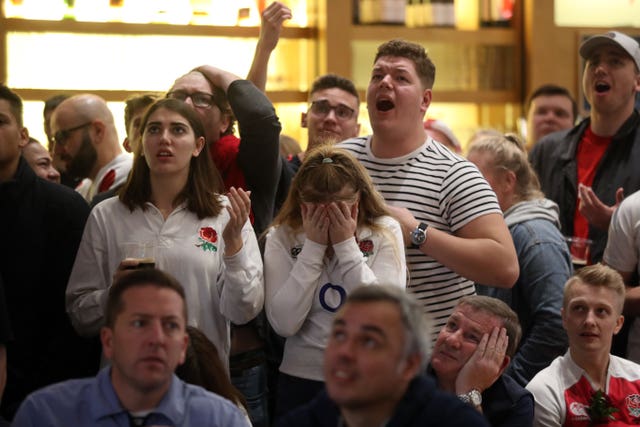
[122,242,157,270]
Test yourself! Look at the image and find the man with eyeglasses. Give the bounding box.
[50,94,132,202]
[284,74,361,173]
[247,3,361,174]
[167,65,282,237]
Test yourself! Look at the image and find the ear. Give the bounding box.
[178,330,189,365]
[498,355,511,375]
[613,314,625,335]
[503,170,517,192]
[219,113,231,136]
[193,136,205,157]
[301,112,308,128]
[561,307,567,330]
[17,126,29,149]
[123,137,132,153]
[398,353,422,382]
[634,71,640,93]
[100,326,114,360]
[420,89,432,114]
[91,120,105,144]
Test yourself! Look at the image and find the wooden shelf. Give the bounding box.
[355,89,519,104]
[12,88,308,104]
[351,25,517,45]
[2,17,317,38]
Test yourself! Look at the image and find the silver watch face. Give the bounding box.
[469,390,482,406]
[411,227,426,246]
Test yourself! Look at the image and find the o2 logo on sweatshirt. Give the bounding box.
[319,283,346,313]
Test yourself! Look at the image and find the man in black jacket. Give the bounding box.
[530,30,640,264]
[0,85,100,420]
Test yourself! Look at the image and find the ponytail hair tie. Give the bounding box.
[322,157,334,164]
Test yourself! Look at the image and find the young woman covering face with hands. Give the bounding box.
[263,145,407,418]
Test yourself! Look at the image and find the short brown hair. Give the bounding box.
[310,74,359,104]
[564,263,626,313]
[124,93,158,135]
[374,39,436,89]
[105,268,187,328]
[0,84,24,127]
[457,295,522,357]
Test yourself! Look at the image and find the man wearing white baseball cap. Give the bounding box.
[530,30,640,269]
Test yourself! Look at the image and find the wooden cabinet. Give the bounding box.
[0,16,316,103]
[321,2,522,103]
[0,0,525,146]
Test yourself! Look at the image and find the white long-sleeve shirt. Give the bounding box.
[66,197,264,370]
[264,215,406,381]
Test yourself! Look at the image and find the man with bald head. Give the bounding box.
[51,94,131,202]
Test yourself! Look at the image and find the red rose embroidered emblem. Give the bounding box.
[196,227,218,252]
[358,239,374,257]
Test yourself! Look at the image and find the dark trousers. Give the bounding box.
[275,372,325,421]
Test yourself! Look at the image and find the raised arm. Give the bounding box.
[246,1,292,91]
[219,193,265,325]
[195,65,242,92]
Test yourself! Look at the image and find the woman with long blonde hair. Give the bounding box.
[467,133,572,387]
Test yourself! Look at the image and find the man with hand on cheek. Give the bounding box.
[430,295,534,426]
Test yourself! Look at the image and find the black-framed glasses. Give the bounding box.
[167,90,216,108]
[52,122,92,147]
[309,100,356,121]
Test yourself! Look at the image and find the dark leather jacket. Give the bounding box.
[529,110,640,263]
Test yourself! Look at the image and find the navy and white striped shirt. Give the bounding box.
[340,136,502,339]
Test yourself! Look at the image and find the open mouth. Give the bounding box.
[376,99,395,112]
[157,150,172,157]
[595,82,610,93]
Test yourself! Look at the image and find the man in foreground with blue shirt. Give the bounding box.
[12,268,248,426]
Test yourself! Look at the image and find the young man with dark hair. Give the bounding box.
[525,84,577,149]
[530,30,640,264]
[339,38,519,340]
[0,84,99,420]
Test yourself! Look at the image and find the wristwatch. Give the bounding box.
[458,389,482,407]
[409,222,428,248]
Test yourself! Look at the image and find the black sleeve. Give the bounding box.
[229,80,283,235]
[0,275,12,344]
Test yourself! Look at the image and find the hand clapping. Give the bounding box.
[223,187,251,256]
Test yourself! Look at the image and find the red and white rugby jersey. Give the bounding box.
[527,351,640,426]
